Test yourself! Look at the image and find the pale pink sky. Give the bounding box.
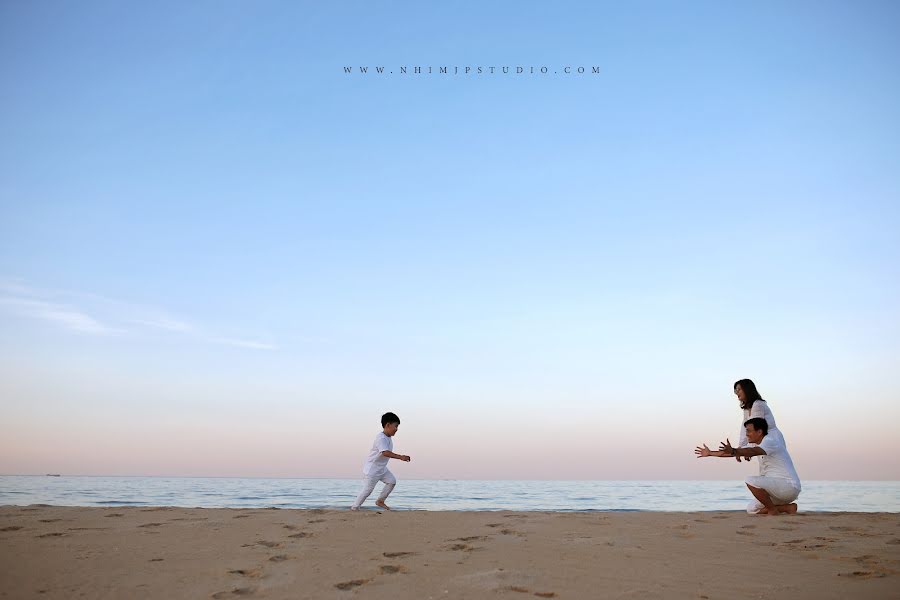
[2,358,897,480]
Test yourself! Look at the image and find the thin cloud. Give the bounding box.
[1,278,278,350]
[0,297,123,336]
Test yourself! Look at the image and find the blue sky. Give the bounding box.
[1,1,898,479]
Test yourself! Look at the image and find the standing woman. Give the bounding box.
[734,379,786,460]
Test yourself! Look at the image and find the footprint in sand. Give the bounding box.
[242,540,282,549]
[886,539,900,545]
[228,568,262,578]
[334,578,370,590]
[1,526,23,532]
[379,565,406,574]
[38,519,62,523]
[308,519,326,524]
[786,540,827,549]
[853,555,881,567]
[785,538,827,548]
[149,558,164,562]
[837,571,886,579]
[105,513,124,518]
[504,586,557,598]
[447,543,476,552]
[486,523,503,528]
[452,536,488,542]
[268,555,291,563]
[233,515,251,519]
[138,523,163,528]
[499,528,529,538]
[383,551,418,558]
[211,587,256,598]
[37,532,67,538]
[288,532,312,539]
[282,525,299,530]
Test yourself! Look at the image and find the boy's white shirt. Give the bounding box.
[750,435,801,485]
[362,431,393,477]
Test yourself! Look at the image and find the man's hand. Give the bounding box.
[719,438,734,457]
[694,444,713,458]
[401,455,411,462]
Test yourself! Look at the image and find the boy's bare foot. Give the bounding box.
[350,506,360,511]
[764,504,797,516]
[375,500,391,510]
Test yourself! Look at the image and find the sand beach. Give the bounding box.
[1,505,898,599]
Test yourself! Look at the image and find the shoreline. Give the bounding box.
[1,503,892,513]
[2,505,898,599]
[3,478,897,513]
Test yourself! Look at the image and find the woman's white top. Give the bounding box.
[739,400,786,448]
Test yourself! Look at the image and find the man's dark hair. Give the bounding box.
[735,378,765,411]
[743,417,768,435]
[381,412,400,427]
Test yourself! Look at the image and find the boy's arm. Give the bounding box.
[718,438,766,458]
[695,444,729,458]
[381,451,411,462]
[734,447,765,458]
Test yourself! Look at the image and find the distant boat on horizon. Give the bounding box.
[46,474,61,477]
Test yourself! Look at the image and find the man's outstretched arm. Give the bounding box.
[694,443,729,458]
[695,439,767,459]
[719,438,766,458]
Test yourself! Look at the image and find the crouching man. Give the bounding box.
[695,417,801,515]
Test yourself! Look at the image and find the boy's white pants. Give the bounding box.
[745,475,801,514]
[351,469,396,509]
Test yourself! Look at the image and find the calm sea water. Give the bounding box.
[1,476,898,512]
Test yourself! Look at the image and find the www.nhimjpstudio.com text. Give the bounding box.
[344,65,600,75]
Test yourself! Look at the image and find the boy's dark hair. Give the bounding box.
[734,378,765,411]
[743,417,768,435]
[381,412,400,427]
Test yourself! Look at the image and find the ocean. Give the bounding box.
[1,476,898,512]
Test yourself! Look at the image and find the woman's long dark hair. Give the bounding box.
[734,378,765,411]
